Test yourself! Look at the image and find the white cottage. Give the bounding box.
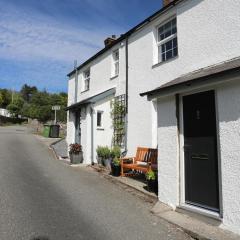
[67,0,240,234]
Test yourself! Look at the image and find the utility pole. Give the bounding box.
[11,88,14,103]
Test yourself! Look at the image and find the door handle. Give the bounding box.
[191,154,208,160]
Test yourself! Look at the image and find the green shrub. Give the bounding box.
[96,146,111,159]
[145,170,156,180]
[112,157,120,166]
[111,145,121,158]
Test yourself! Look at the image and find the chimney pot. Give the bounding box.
[163,0,174,7]
[104,35,117,47]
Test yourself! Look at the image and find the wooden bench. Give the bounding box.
[120,147,158,176]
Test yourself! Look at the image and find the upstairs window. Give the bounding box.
[83,69,90,91]
[112,50,119,77]
[157,18,178,63]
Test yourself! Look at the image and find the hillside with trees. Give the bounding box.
[0,84,67,123]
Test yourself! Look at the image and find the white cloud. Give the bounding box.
[0,2,124,65]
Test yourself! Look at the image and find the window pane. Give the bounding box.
[115,62,119,75]
[158,18,177,42]
[161,52,166,62]
[165,40,173,51]
[97,112,102,127]
[161,44,165,53]
[166,50,173,60]
[165,29,172,39]
[173,37,177,47]
[85,79,89,90]
[172,27,177,34]
[173,47,178,57]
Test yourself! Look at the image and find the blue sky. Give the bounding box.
[0,0,162,93]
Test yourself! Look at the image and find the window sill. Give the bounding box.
[152,55,178,69]
[110,75,118,80]
[81,89,89,93]
[97,128,104,131]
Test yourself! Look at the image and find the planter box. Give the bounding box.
[70,152,83,164]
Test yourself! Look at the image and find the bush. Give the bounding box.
[96,146,111,159]
[112,157,120,166]
[145,170,156,180]
[110,145,121,159]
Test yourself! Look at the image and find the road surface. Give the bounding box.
[0,126,191,240]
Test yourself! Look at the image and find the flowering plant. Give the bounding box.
[69,143,82,154]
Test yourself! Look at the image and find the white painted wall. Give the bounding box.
[155,80,240,234]
[92,96,114,163]
[126,0,240,156]
[157,96,179,208]
[217,80,240,234]
[66,111,75,150]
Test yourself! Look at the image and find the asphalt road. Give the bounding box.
[0,126,191,240]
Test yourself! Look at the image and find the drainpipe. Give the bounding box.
[74,60,78,104]
[123,37,129,156]
[90,105,94,165]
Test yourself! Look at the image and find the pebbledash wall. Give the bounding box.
[127,0,240,234]
[67,41,127,164]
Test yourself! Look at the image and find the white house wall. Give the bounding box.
[92,96,114,163]
[67,42,126,150]
[157,96,179,208]
[75,42,126,104]
[217,80,240,234]
[126,0,240,155]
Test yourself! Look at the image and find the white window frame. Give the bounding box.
[112,49,119,77]
[157,17,178,63]
[83,69,90,92]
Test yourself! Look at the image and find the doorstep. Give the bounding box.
[90,164,158,202]
[151,202,240,240]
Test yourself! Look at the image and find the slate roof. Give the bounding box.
[140,57,240,98]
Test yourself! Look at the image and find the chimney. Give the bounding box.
[163,0,174,7]
[104,35,117,47]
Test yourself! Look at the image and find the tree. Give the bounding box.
[0,89,11,108]
[6,94,24,117]
[20,84,38,102]
[0,93,3,107]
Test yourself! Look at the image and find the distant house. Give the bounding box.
[0,108,11,118]
[67,0,240,235]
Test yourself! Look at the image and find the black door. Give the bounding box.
[75,110,81,144]
[183,91,219,212]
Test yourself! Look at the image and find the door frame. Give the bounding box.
[178,87,223,218]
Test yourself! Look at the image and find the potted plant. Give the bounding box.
[146,170,158,194]
[102,146,111,168]
[96,146,111,168]
[96,146,104,165]
[111,157,121,176]
[69,143,83,164]
[110,146,121,176]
